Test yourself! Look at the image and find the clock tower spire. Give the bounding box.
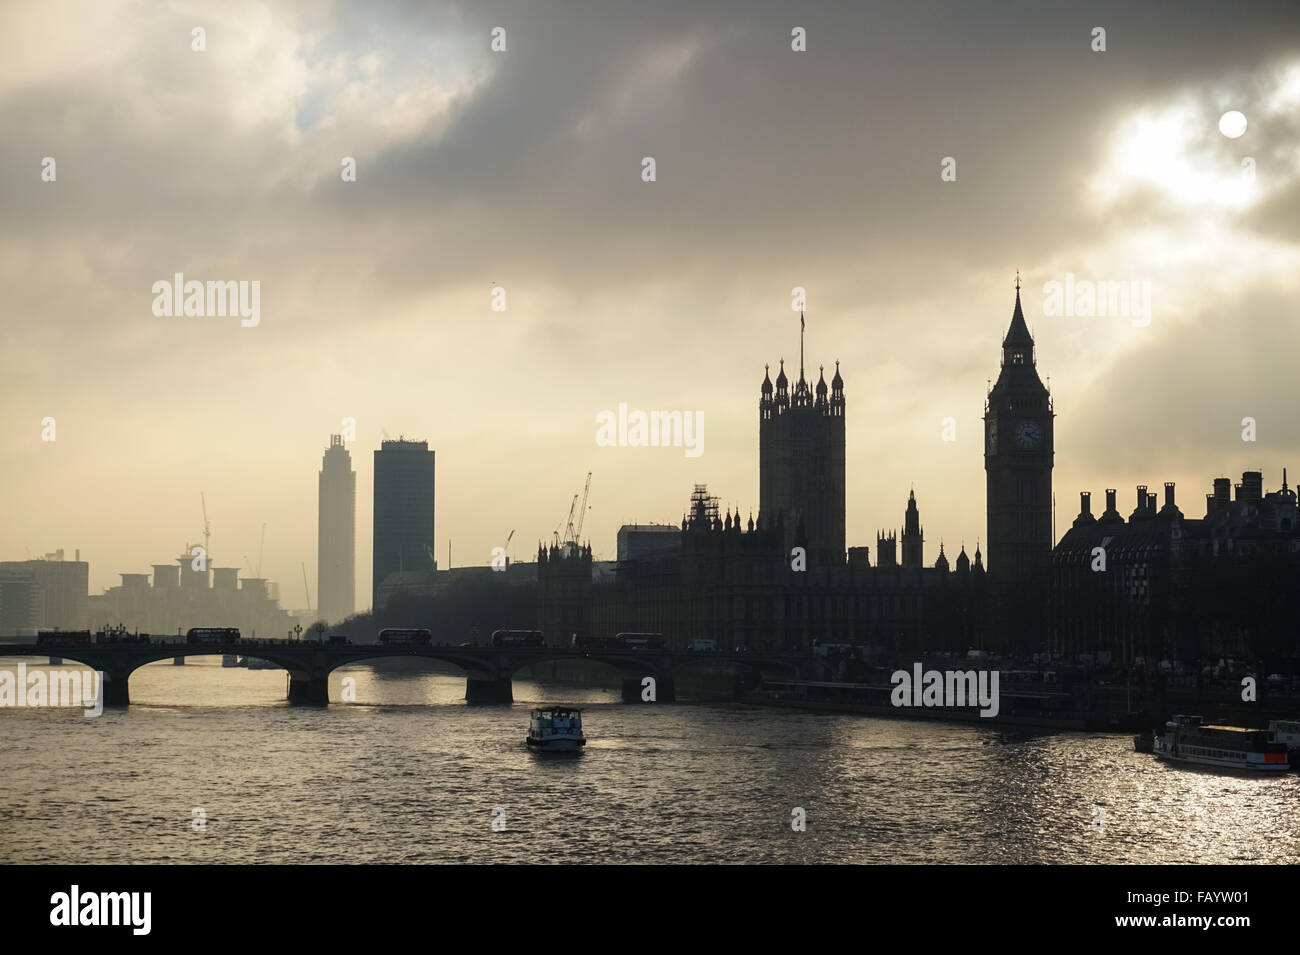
[984,275,1054,651]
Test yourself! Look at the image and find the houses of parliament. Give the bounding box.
[539,283,1300,666]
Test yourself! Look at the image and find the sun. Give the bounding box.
[1218,110,1248,138]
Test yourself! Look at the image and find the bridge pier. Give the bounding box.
[465,677,513,704]
[287,673,330,705]
[622,676,675,703]
[103,673,130,707]
[173,656,185,665]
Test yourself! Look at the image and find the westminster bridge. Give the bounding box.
[0,638,830,706]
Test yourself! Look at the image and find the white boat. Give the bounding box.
[1268,719,1300,768]
[1152,715,1290,772]
[526,706,586,752]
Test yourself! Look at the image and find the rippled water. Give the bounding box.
[2,658,1297,864]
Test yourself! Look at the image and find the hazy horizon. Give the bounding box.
[3,0,1299,613]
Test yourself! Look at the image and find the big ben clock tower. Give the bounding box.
[984,275,1053,649]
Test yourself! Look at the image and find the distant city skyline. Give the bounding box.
[2,1,1299,613]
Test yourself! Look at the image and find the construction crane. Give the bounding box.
[503,528,515,556]
[256,523,266,577]
[573,472,592,543]
[199,493,211,558]
[554,494,578,547]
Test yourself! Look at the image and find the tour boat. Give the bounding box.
[1268,719,1300,768]
[526,706,586,752]
[1151,715,1290,772]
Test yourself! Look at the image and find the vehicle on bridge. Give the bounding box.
[187,627,242,645]
[813,641,854,658]
[571,635,614,649]
[35,630,92,647]
[378,628,433,646]
[691,638,718,651]
[526,706,586,752]
[327,635,348,646]
[491,629,544,648]
[615,632,665,650]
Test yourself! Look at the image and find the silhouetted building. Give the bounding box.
[0,568,41,635]
[759,317,846,571]
[0,550,88,632]
[984,282,1054,650]
[901,490,924,569]
[569,484,985,655]
[537,542,593,647]
[88,550,298,638]
[1052,471,1300,665]
[373,439,435,612]
[616,524,681,562]
[318,434,356,623]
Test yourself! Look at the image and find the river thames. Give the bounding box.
[2,658,1297,864]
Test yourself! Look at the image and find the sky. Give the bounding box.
[2,0,1299,614]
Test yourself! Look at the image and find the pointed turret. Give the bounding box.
[935,542,950,573]
[1003,284,1034,351]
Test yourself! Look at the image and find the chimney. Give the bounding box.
[1242,470,1263,503]
[1206,493,1214,517]
[1106,488,1117,512]
[1164,482,1175,508]
[1214,477,1231,507]
[1080,491,1092,517]
[1147,492,1158,512]
[75,549,80,562]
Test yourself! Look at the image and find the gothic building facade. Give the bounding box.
[1052,472,1300,666]
[759,319,846,571]
[984,283,1054,649]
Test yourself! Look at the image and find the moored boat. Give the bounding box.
[526,706,586,752]
[1268,719,1300,769]
[1152,715,1289,772]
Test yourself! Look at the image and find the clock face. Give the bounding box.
[1015,419,1043,449]
[985,419,998,453]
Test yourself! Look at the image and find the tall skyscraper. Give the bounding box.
[759,316,846,570]
[318,434,356,624]
[984,279,1054,647]
[372,438,435,611]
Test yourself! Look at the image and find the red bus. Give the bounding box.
[378,628,432,646]
[571,635,614,650]
[187,627,241,645]
[490,630,544,648]
[35,630,92,647]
